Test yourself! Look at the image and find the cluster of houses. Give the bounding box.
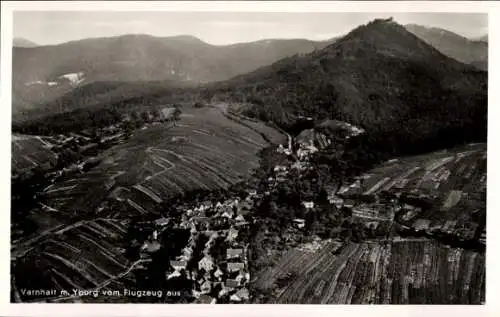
[139,192,258,303]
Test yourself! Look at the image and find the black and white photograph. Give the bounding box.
[1,1,496,313]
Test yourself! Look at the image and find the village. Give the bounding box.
[136,192,254,303]
[41,117,484,304]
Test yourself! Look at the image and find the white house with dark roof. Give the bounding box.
[235,272,246,284]
[226,248,244,260]
[235,215,247,223]
[214,267,224,280]
[198,256,214,271]
[166,270,181,280]
[293,218,306,229]
[170,260,187,271]
[227,262,245,273]
[302,201,314,209]
[197,294,216,304]
[154,218,169,227]
[230,288,250,302]
[224,279,240,290]
[141,240,161,253]
[221,208,233,219]
[226,228,239,242]
[200,280,212,294]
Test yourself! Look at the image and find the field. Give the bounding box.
[11,134,58,176]
[255,239,485,304]
[252,143,487,304]
[342,143,486,238]
[11,105,285,301]
[12,218,132,302]
[37,106,286,219]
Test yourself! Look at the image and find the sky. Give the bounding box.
[13,11,488,46]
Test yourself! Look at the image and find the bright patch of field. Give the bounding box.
[12,134,57,175]
[13,219,130,301]
[259,239,484,304]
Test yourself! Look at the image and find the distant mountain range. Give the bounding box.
[208,18,486,155]
[12,35,335,115]
[12,22,487,121]
[13,37,37,48]
[405,24,488,70]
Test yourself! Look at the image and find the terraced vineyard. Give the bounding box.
[12,134,57,176]
[253,143,486,304]
[12,105,286,301]
[12,219,131,302]
[38,106,286,218]
[259,239,485,304]
[342,143,486,240]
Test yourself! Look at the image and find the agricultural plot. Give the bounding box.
[260,239,484,304]
[342,143,486,239]
[12,219,131,302]
[37,106,285,218]
[12,134,57,175]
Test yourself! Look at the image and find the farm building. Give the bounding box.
[227,249,244,260]
[221,209,234,219]
[166,270,181,280]
[413,219,431,231]
[329,196,344,209]
[274,165,287,172]
[224,279,240,290]
[227,262,245,273]
[302,201,314,209]
[226,228,239,242]
[237,202,252,215]
[277,144,286,153]
[141,240,161,253]
[200,280,212,294]
[170,260,187,271]
[230,288,250,302]
[154,218,169,227]
[214,268,224,280]
[480,231,486,244]
[196,294,216,304]
[293,218,306,229]
[160,107,177,119]
[235,215,247,223]
[198,256,214,271]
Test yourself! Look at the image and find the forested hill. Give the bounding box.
[12,35,334,115]
[209,18,487,157]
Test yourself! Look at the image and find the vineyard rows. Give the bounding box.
[38,107,284,218]
[13,219,131,301]
[12,134,57,175]
[256,239,485,304]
